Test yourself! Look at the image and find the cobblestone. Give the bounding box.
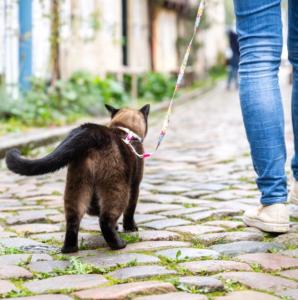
[0,82,296,299]
[280,269,298,280]
[0,237,44,249]
[117,240,191,252]
[141,218,192,229]
[81,252,159,268]
[4,294,73,300]
[179,260,252,273]
[197,231,264,245]
[277,289,298,300]
[130,230,181,241]
[214,291,281,300]
[10,223,61,234]
[72,281,176,299]
[274,232,298,247]
[166,224,225,235]
[24,274,108,293]
[108,265,176,280]
[0,265,33,279]
[0,280,17,295]
[155,247,219,260]
[179,276,224,292]
[136,292,208,300]
[236,253,298,271]
[135,292,208,300]
[210,241,284,256]
[0,254,52,265]
[202,220,243,229]
[27,260,70,273]
[2,296,73,300]
[215,272,298,292]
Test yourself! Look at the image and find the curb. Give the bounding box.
[0,84,214,159]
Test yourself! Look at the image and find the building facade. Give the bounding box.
[0,0,227,91]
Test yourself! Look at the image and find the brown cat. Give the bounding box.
[5,104,150,252]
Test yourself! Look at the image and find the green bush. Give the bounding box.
[138,72,176,102]
[0,70,190,129]
[0,71,129,126]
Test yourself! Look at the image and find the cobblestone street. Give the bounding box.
[1,79,298,300]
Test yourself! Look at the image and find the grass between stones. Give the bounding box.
[119,232,141,243]
[4,280,34,299]
[183,203,199,208]
[290,216,298,223]
[34,257,106,279]
[1,235,297,300]
[0,246,24,255]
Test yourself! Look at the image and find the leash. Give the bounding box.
[123,0,206,159]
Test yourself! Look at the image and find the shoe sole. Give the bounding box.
[243,215,289,233]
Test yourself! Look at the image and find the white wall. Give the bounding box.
[0,0,19,90]
[0,1,4,78]
[196,0,227,73]
[154,8,178,73]
[32,0,51,79]
[60,0,122,78]
[127,0,151,71]
[0,0,227,88]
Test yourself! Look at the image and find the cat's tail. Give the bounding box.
[5,125,103,176]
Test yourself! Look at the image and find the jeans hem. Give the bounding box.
[261,197,287,206]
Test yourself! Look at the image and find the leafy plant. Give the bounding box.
[138,72,176,102]
[0,71,130,127]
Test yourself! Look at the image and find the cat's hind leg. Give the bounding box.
[99,186,129,250]
[62,170,92,253]
[123,184,139,232]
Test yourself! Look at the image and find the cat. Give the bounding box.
[5,104,150,252]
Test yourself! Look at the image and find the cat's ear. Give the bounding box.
[105,104,119,118]
[140,104,150,119]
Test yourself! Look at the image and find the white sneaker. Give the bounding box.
[290,179,298,205]
[243,203,289,233]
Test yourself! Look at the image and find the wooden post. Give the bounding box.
[50,0,61,86]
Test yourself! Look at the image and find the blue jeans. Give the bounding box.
[233,0,298,205]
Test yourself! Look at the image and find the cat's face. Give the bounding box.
[105,104,150,138]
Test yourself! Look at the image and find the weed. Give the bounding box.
[3,288,33,299]
[0,246,24,255]
[119,232,141,244]
[224,278,245,292]
[35,256,105,279]
[250,263,263,272]
[183,203,198,208]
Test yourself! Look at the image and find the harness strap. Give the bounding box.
[117,126,143,142]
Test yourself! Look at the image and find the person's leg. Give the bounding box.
[232,66,238,89]
[227,65,233,90]
[288,0,298,204]
[233,0,289,231]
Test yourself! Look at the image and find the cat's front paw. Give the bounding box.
[109,238,127,250]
